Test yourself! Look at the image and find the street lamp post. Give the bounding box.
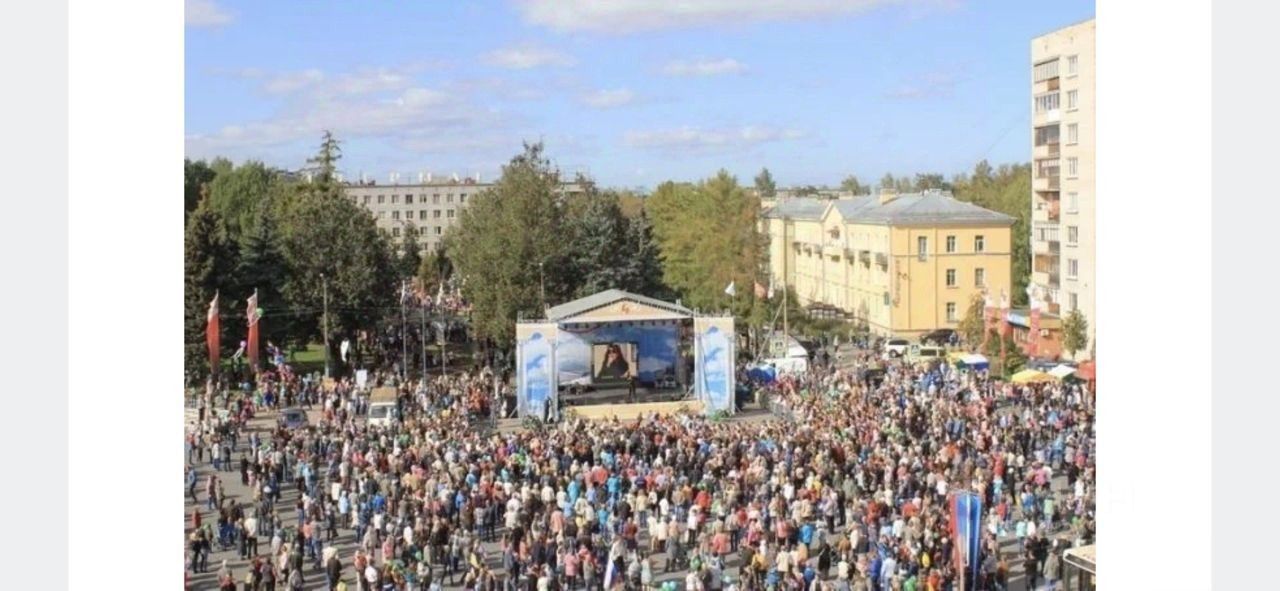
[400,279,409,382]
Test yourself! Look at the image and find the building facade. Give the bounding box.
[343,178,584,253]
[763,191,1015,338]
[1030,19,1095,355]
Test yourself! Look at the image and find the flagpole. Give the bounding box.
[321,274,331,378]
[401,279,408,382]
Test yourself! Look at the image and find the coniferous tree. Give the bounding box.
[184,199,239,379]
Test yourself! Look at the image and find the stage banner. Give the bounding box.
[949,491,983,591]
[516,323,559,421]
[693,316,735,415]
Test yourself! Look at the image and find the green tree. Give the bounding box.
[236,204,290,347]
[879,173,896,192]
[647,171,767,313]
[398,223,423,279]
[957,293,986,347]
[206,160,276,239]
[914,173,949,191]
[840,175,866,195]
[184,199,240,378]
[953,161,1032,305]
[1062,308,1089,359]
[306,130,342,184]
[568,193,630,297]
[792,185,820,197]
[1002,335,1028,376]
[754,167,777,198]
[624,210,669,298]
[451,142,571,344]
[185,159,218,220]
[417,241,452,295]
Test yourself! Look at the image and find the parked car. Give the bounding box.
[907,344,947,364]
[883,339,910,358]
[919,329,957,346]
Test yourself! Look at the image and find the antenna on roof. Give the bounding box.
[418,171,425,184]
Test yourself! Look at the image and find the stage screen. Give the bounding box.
[557,323,678,386]
[592,342,637,382]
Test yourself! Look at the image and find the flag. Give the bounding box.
[949,491,983,591]
[724,281,736,297]
[340,339,350,363]
[246,290,261,371]
[754,281,767,299]
[767,281,775,300]
[206,292,220,371]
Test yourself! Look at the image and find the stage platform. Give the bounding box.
[563,399,705,421]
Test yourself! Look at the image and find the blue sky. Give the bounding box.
[185,0,1094,190]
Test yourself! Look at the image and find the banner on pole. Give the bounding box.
[516,323,559,421]
[693,316,736,415]
[206,292,220,371]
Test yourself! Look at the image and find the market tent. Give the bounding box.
[1048,364,1077,380]
[1010,369,1054,384]
[747,364,778,383]
[959,353,989,370]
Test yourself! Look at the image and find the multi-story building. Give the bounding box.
[1030,19,1095,355]
[343,176,584,254]
[762,190,1015,338]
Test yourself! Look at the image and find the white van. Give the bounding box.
[907,345,946,363]
[367,387,399,427]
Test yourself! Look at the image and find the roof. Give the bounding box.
[764,191,1014,227]
[544,289,694,322]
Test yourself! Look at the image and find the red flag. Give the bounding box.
[247,290,260,371]
[206,292,220,371]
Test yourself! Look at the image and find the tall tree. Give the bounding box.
[184,200,240,378]
[185,159,218,220]
[1062,308,1089,359]
[206,161,276,239]
[417,241,452,295]
[953,161,1032,305]
[914,173,949,191]
[398,223,423,279]
[879,173,896,192]
[624,210,669,299]
[754,167,777,198]
[957,293,986,347]
[306,130,342,184]
[567,193,632,298]
[451,142,572,344]
[236,204,290,347]
[840,175,866,195]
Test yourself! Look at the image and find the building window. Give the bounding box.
[391,195,399,204]
[392,211,400,220]
[945,269,957,287]
[917,236,928,261]
[419,210,426,220]
[447,194,454,203]
[405,194,414,205]
[447,210,455,218]
[1067,123,1078,145]
[883,292,890,307]
[1034,92,1060,113]
[435,226,443,235]
[1069,292,1078,311]
[460,195,467,203]
[946,302,957,322]
[377,195,385,204]
[432,194,440,204]
[1067,226,1079,246]
[945,235,956,253]
[975,268,986,288]
[1066,157,1079,178]
[434,210,441,218]
[1067,258,1079,280]
[1067,90,1078,110]
[392,227,400,237]
[974,235,985,252]
[363,196,371,205]
[1067,55,1078,76]
[404,210,412,220]
[1067,192,1079,213]
[1033,59,1059,82]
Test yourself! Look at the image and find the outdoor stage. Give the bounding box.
[514,289,734,421]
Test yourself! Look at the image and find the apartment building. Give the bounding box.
[762,191,1015,338]
[1030,19,1095,355]
[343,176,584,254]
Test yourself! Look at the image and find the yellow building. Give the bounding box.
[762,190,1015,338]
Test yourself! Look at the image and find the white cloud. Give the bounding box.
[624,125,806,153]
[515,0,918,33]
[580,89,636,109]
[661,58,747,77]
[482,46,576,69]
[260,69,325,95]
[884,71,963,100]
[186,0,234,28]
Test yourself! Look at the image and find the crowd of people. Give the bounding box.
[185,340,1095,591]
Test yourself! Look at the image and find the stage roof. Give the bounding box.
[545,289,695,323]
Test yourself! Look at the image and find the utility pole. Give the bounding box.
[420,297,427,378]
[321,274,331,378]
[782,217,789,344]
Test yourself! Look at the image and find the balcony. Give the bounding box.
[1033,175,1061,191]
[1033,142,1061,159]
[1032,270,1062,288]
[1032,203,1061,224]
[859,250,871,265]
[875,252,889,267]
[1033,240,1061,255]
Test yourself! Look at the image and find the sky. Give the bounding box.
[185,0,1095,190]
